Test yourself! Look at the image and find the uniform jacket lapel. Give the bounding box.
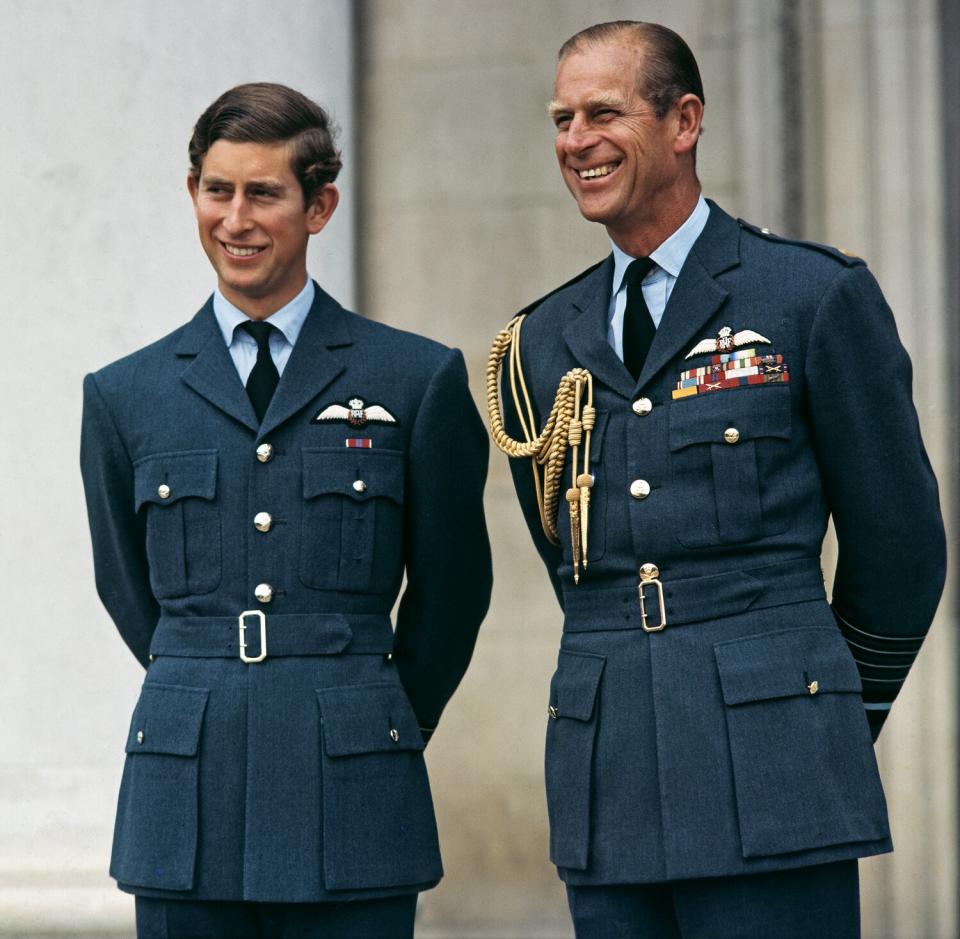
[176,299,260,433]
[562,256,638,400]
[257,284,350,440]
[637,201,741,388]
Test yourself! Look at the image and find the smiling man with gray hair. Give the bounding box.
[487,21,945,938]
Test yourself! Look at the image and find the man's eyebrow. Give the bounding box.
[547,93,632,120]
[200,175,286,192]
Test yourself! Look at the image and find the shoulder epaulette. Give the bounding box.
[512,258,608,322]
[737,219,866,267]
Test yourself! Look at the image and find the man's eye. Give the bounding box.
[554,116,571,130]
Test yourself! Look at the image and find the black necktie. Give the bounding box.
[241,321,279,422]
[622,257,657,380]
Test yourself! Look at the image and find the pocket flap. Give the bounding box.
[134,450,218,510]
[302,448,405,504]
[549,650,605,721]
[317,682,424,756]
[669,385,790,451]
[124,683,209,755]
[715,627,862,706]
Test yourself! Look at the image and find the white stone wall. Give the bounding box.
[0,2,354,933]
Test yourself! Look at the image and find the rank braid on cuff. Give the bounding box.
[486,314,595,584]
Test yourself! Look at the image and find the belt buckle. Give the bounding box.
[238,610,267,663]
[638,565,667,633]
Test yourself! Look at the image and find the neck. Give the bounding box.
[219,276,307,321]
[608,184,701,258]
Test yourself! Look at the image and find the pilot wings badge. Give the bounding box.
[313,397,398,428]
[684,325,771,360]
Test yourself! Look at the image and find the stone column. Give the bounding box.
[802,2,956,936]
[0,2,354,932]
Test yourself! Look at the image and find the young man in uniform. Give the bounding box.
[81,83,492,939]
[487,21,944,938]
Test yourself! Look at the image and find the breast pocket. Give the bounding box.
[317,682,442,890]
[715,626,888,859]
[300,448,405,593]
[110,683,209,891]
[134,450,221,599]
[668,386,791,548]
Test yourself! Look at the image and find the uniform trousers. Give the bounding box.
[566,859,859,939]
[134,893,418,939]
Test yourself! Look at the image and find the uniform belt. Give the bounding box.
[561,558,826,633]
[150,612,394,660]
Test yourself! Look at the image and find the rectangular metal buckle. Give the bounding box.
[238,610,267,663]
[639,578,667,633]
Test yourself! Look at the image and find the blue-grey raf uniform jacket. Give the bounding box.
[502,201,945,885]
[80,284,492,902]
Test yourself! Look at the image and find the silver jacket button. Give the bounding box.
[629,479,651,500]
[136,730,145,745]
[389,728,400,742]
[353,479,367,493]
[256,443,274,463]
[723,427,741,444]
[254,583,274,603]
[157,484,171,499]
[632,397,653,416]
[254,512,273,532]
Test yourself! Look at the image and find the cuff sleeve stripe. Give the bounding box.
[864,702,893,711]
[833,608,925,645]
[851,657,912,672]
[842,635,920,658]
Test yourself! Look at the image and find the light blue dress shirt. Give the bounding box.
[212,278,315,385]
[607,195,710,361]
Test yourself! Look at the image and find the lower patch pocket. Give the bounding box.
[544,649,605,870]
[110,683,209,890]
[317,682,442,890]
[715,627,889,858]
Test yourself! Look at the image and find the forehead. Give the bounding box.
[553,39,644,106]
[199,139,295,182]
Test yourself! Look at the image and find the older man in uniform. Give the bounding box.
[487,21,945,939]
[81,83,492,939]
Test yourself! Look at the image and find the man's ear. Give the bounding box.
[673,93,704,156]
[306,184,339,234]
[187,173,200,212]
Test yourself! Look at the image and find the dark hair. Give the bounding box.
[189,82,342,205]
[558,21,705,119]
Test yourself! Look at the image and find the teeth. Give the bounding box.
[578,164,617,179]
[224,244,264,257]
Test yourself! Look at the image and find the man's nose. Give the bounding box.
[563,115,599,154]
[223,195,253,233]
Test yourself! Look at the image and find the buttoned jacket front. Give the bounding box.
[503,202,946,885]
[81,285,492,902]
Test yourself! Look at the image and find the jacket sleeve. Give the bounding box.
[80,372,159,667]
[500,334,566,609]
[393,349,492,740]
[804,264,947,740]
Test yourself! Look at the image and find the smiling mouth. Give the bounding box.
[577,162,620,179]
[222,242,266,257]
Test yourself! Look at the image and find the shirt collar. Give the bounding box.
[213,277,315,346]
[610,194,711,294]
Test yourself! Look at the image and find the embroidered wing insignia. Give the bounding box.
[313,397,398,428]
[684,325,772,360]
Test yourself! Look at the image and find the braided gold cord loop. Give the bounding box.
[486,315,595,580]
